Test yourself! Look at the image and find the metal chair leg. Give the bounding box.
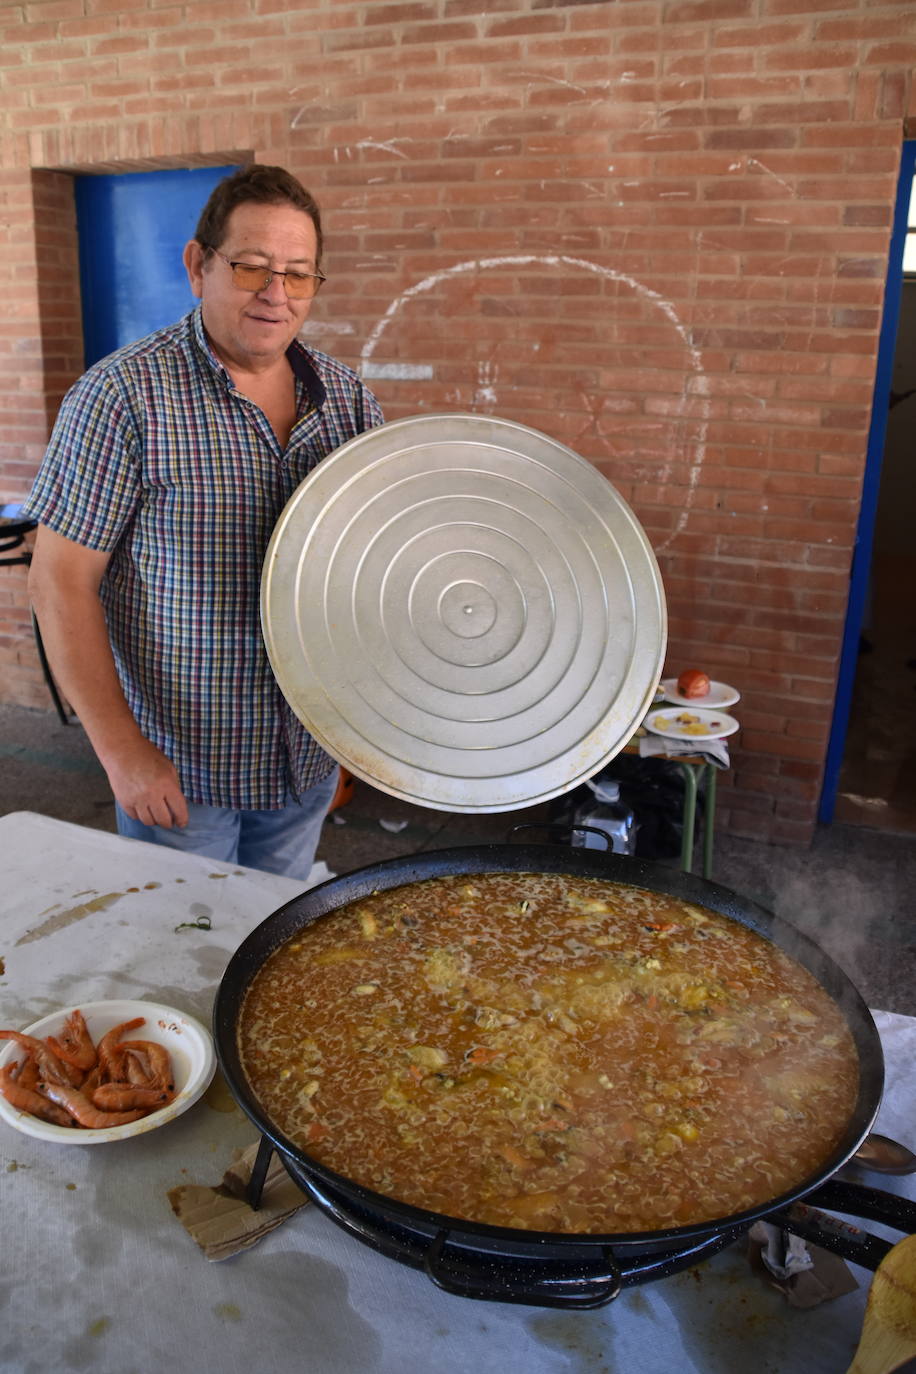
[30,608,71,726]
[677,761,698,874]
[702,764,717,880]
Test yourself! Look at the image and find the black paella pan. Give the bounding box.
[213,843,915,1309]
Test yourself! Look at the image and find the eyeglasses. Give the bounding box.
[205,246,326,299]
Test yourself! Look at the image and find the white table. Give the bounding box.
[1,811,913,1374]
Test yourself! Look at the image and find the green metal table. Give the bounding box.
[623,744,718,880]
[675,755,717,880]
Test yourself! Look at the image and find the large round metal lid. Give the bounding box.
[261,413,666,813]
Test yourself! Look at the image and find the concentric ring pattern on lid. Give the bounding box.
[261,413,667,813]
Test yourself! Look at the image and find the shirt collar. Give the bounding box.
[285,336,327,410]
[190,306,327,410]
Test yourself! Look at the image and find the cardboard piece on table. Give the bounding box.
[747,1221,859,1308]
[167,1141,310,1261]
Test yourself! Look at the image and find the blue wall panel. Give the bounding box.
[75,165,238,367]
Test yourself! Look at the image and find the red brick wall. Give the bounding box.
[1,0,914,844]
[32,171,88,424]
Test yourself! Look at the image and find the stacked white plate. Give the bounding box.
[646,679,741,740]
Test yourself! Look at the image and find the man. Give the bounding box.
[24,164,383,879]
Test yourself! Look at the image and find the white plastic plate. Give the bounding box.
[659,678,740,710]
[644,707,740,741]
[0,999,216,1145]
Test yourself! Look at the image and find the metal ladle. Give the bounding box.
[851,1132,916,1175]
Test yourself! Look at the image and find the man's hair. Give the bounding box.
[193,164,324,266]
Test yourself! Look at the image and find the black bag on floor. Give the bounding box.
[550,754,699,860]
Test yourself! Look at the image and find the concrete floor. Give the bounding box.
[2,701,914,1016]
[836,550,916,835]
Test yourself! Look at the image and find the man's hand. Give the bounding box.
[104,736,190,829]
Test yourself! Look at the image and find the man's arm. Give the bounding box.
[28,526,189,829]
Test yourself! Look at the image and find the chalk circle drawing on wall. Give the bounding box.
[358,254,709,551]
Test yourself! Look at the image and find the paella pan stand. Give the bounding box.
[242,1132,916,1310]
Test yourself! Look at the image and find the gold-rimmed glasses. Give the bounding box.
[205,246,326,299]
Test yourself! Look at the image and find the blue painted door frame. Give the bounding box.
[75,165,238,367]
[818,139,916,824]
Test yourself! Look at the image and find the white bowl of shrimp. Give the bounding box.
[0,999,216,1144]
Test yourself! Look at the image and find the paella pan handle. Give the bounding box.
[506,822,612,849]
[767,1180,916,1272]
[423,1230,622,1308]
[801,1177,916,1233]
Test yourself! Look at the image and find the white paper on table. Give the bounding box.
[0,811,914,1374]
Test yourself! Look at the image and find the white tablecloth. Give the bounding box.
[1,811,913,1374]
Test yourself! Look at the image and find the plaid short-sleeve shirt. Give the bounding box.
[23,307,384,809]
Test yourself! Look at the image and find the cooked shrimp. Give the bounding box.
[119,1040,175,1092]
[1,1015,178,1130]
[91,1083,173,1112]
[96,1017,145,1080]
[121,1046,152,1085]
[0,1031,82,1088]
[0,1065,73,1127]
[46,1010,97,1072]
[13,1053,41,1093]
[40,1082,145,1128]
[81,1064,101,1095]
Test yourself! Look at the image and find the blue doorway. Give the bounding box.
[819,140,916,825]
[75,165,238,367]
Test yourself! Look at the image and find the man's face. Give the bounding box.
[183,201,319,372]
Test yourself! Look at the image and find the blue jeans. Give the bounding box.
[115,770,338,880]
